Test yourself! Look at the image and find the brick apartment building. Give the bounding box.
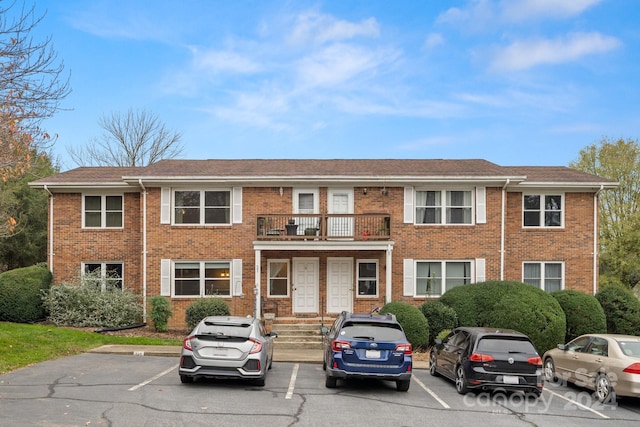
[30,159,617,329]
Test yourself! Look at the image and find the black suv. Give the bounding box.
[322,311,413,391]
[430,327,543,397]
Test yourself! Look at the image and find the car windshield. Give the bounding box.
[340,324,405,341]
[617,340,640,358]
[199,322,253,338]
[476,337,537,354]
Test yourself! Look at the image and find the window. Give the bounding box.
[357,260,378,297]
[83,195,123,228]
[416,190,472,225]
[416,261,471,296]
[523,262,563,292]
[174,261,231,297]
[83,262,123,290]
[268,260,289,297]
[174,190,231,225]
[523,194,563,227]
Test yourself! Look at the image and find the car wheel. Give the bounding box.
[455,365,469,394]
[543,358,557,383]
[594,373,615,403]
[396,380,410,392]
[429,351,439,377]
[180,375,194,384]
[325,375,337,388]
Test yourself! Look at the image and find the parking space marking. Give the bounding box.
[128,364,179,391]
[285,363,300,399]
[544,389,609,419]
[413,376,450,408]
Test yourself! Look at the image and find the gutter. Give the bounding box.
[593,184,604,295]
[500,179,510,280]
[139,179,148,322]
[44,185,54,276]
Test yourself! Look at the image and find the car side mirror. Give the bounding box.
[557,344,566,351]
[434,338,442,345]
[270,332,278,338]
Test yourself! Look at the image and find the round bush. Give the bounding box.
[419,300,457,346]
[380,301,429,350]
[149,296,173,332]
[551,290,606,342]
[439,281,566,354]
[595,285,640,335]
[185,298,231,330]
[0,265,52,323]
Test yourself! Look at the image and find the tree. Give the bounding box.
[67,109,184,167]
[570,137,640,287]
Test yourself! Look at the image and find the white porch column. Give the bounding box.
[255,249,262,319]
[385,244,393,303]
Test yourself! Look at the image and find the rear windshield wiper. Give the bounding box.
[352,336,376,341]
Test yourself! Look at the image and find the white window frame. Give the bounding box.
[523,261,565,292]
[173,260,232,298]
[267,259,290,297]
[522,193,564,228]
[414,260,473,297]
[172,189,232,226]
[82,194,124,229]
[356,259,379,298]
[81,262,124,291]
[415,189,474,225]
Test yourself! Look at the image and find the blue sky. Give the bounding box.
[26,0,639,170]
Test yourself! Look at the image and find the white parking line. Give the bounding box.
[545,389,610,419]
[128,364,179,391]
[413,376,450,408]
[285,363,299,399]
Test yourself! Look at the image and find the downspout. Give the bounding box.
[500,179,510,280]
[593,185,604,295]
[255,249,261,319]
[44,185,54,275]
[139,179,148,322]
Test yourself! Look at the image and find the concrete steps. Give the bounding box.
[271,322,327,350]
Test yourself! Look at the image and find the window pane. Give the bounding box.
[175,207,200,224]
[523,263,541,287]
[545,195,561,211]
[175,263,200,278]
[524,195,540,210]
[175,191,199,206]
[205,262,230,278]
[523,211,540,226]
[445,262,470,290]
[269,262,288,296]
[357,262,377,296]
[205,280,230,296]
[545,212,561,227]
[416,262,441,296]
[544,263,562,292]
[106,196,122,211]
[85,212,101,227]
[204,207,230,224]
[85,196,101,211]
[105,212,122,227]
[175,280,199,296]
[205,191,230,207]
[270,262,288,278]
[270,278,288,296]
[298,193,314,211]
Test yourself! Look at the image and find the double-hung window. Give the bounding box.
[82,262,124,290]
[174,190,231,225]
[174,261,231,297]
[268,260,289,297]
[415,261,471,296]
[523,262,563,292]
[83,195,123,228]
[523,194,563,227]
[357,260,378,297]
[416,190,472,225]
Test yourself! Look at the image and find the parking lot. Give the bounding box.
[2,353,640,426]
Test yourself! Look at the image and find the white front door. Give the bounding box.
[293,258,319,314]
[327,258,353,313]
[328,188,354,237]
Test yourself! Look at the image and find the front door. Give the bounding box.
[328,188,354,237]
[327,258,353,313]
[293,258,319,314]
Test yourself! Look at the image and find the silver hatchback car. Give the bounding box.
[179,316,278,386]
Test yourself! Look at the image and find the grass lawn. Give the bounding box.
[0,322,182,374]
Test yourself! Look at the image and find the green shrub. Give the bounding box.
[440,281,566,354]
[0,265,52,323]
[551,290,607,342]
[185,298,231,330]
[380,301,429,350]
[595,285,640,335]
[149,296,173,332]
[419,300,457,346]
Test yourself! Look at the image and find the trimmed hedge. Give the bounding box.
[185,298,231,330]
[439,281,566,354]
[380,301,429,350]
[419,300,457,346]
[551,290,606,342]
[0,265,52,323]
[595,285,640,336]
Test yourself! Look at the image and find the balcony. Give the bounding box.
[256,213,391,241]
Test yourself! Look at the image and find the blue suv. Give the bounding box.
[322,312,413,391]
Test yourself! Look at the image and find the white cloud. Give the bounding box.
[490,32,621,71]
[424,33,445,49]
[500,0,603,22]
[190,47,262,74]
[289,12,379,45]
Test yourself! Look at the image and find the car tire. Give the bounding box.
[396,380,410,392]
[455,365,469,394]
[543,358,557,383]
[180,375,194,384]
[594,373,615,403]
[429,351,439,377]
[325,375,337,388]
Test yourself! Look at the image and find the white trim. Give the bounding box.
[522,192,565,229]
[232,258,243,296]
[267,259,290,297]
[160,259,171,296]
[160,187,171,224]
[404,187,414,223]
[413,260,474,297]
[522,261,565,292]
[292,188,319,213]
[475,258,486,283]
[356,259,379,298]
[476,187,486,224]
[172,188,233,226]
[403,259,414,296]
[232,187,242,224]
[82,193,124,229]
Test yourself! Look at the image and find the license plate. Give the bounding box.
[503,375,519,384]
[365,350,381,359]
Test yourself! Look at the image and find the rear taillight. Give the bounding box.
[469,353,495,362]
[623,363,640,374]
[332,340,351,351]
[183,335,194,351]
[528,356,542,366]
[395,343,413,355]
[249,338,263,354]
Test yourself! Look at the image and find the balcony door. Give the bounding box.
[293,188,319,235]
[328,188,354,238]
